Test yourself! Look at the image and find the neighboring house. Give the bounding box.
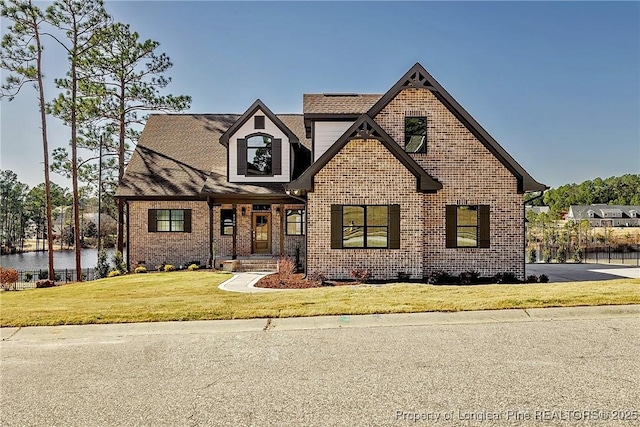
[525,206,550,215]
[566,205,640,227]
[116,63,546,280]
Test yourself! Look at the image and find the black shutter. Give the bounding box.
[445,205,457,248]
[330,205,342,249]
[272,138,282,175]
[148,209,157,232]
[184,209,192,233]
[237,138,247,175]
[479,205,490,248]
[389,204,400,249]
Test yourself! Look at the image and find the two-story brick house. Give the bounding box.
[116,63,546,280]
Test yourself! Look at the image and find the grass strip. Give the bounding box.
[1,271,638,327]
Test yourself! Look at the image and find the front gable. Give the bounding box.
[369,63,546,193]
[287,114,442,194]
[221,100,299,183]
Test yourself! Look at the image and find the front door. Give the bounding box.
[252,212,271,254]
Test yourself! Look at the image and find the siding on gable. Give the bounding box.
[313,121,354,161]
[228,109,291,182]
[374,87,524,279]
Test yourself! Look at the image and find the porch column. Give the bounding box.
[232,203,237,259]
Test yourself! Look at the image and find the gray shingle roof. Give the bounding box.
[116,113,309,198]
[568,205,640,220]
[303,94,382,115]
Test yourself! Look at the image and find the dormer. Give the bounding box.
[587,210,595,218]
[629,210,637,218]
[220,99,300,183]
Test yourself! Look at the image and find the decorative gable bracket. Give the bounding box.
[348,120,384,141]
[401,69,436,91]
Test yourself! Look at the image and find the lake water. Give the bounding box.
[0,248,118,271]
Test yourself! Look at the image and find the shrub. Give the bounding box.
[494,272,519,284]
[539,274,550,283]
[111,250,127,274]
[542,249,552,264]
[24,272,33,282]
[163,264,175,272]
[96,247,109,279]
[0,267,19,291]
[527,248,537,264]
[573,247,583,263]
[134,266,148,274]
[427,270,455,285]
[556,248,567,264]
[35,279,55,288]
[38,270,48,280]
[350,268,371,284]
[278,256,296,278]
[526,275,539,283]
[108,270,121,278]
[187,260,201,267]
[459,270,480,285]
[187,263,199,271]
[307,271,327,286]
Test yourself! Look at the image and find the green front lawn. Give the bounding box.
[1,271,639,327]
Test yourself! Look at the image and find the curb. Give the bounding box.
[3,305,638,342]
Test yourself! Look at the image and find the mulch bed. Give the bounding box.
[254,273,360,289]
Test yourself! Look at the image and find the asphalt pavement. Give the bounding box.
[525,262,639,282]
[2,306,639,426]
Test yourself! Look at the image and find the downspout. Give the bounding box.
[523,189,547,279]
[286,191,308,278]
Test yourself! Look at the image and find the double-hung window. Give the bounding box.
[285,209,305,235]
[331,204,400,249]
[445,205,490,248]
[148,209,192,233]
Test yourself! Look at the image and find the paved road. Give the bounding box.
[2,308,639,427]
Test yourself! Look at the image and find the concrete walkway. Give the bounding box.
[218,271,289,293]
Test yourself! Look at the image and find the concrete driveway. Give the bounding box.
[526,262,640,282]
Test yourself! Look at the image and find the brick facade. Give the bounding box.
[374,88,524,278]
[129,200,305,271]
[128,200,210,269]
[307,138,424,280]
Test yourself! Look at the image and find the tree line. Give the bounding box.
[0,169,114,253]
[1,0,191,281]
[526,174,640,217]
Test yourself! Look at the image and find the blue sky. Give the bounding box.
[1,1,638,190]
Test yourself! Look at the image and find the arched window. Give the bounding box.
[246,135,272,176]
